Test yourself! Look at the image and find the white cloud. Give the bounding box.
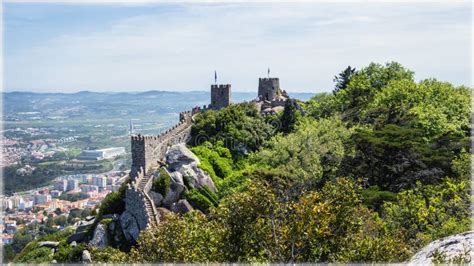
[5,2,471,93]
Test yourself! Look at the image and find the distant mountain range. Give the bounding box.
[4,90,315,99]
[2,90,316,124]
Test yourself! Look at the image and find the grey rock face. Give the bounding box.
[120,210,140,243]
[178,164,216,192]
[66,231,88,244]
[166,144,200,168]
[171,199,193,214]
[124,187,150,230]
[82,250,92,263]
[162,182,185,208]
[409,231,474,265]
[75,218,95,233]
[38,241,59,249]
[90,223,109,248]
[165,144,216,192]
[149,191,164,207]
[169,171,184,186]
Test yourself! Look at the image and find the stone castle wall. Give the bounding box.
[211,84,231,110]
[130,106,206,178]
[124,184,150,231]
[258,78,280,101]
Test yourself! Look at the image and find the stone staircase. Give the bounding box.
[134,171,159,227]
[137,174,152,190]
[127,109,201,228]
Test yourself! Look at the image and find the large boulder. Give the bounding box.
[75,218,95,234]
[66,217,96,244]
[90,223,109,248]
[66,231,88,244]
[165,144,216,192]
[166,144,200,168]
[171,199,193,214]
[38,241,59,249]
[82,250,92,263]
[162,182,185,207]
[169,171,184,186]
[178,164,216,192]
[149,191,164,207]
[120,210,140,243]
[409,231,474,265]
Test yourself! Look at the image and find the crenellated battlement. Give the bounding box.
[210,84,231,110]
[130,109,196,179]
[259,77,279,82]
[258,77,281,101]
[211,84,231,89]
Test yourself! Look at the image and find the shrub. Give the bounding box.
[53,241,87,263]
[15,247,53,263]
[184,188,216,213]
[198,186,218,206]
[153,168,171,197]
[98,179,128,217]
[89,246,129,263]
[99,191,125,216]
[191,144,232,180]
[100,218,113,225]
[361,186,397,212]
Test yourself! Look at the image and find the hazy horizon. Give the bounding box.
[1,89,317,94]
[4,2,472,93]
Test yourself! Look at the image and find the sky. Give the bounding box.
[3,1,472,93]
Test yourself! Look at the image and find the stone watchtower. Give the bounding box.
[211,84,231,110]
[258,78,280,101]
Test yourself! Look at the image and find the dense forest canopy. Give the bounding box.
[11,62,472,263]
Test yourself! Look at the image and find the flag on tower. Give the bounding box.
[129,119,134,136]
[214,71,217,84]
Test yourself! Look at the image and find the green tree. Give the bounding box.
[280,99,301,134]
[333,65,356,94]
[191,103,274,155]
[254,116,353,185]
[363,79,470,140]
[131,212,225,262]
[335,62,414,124]
[305,93,339,120]
[383,178,471,249]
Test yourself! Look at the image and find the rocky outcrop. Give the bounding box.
[162,182,185,208]
[90,223,109,248]
[38,241,59,249]
[107,215,127,249]
[409,231,473,265]
[120,210,141,243]
[66,217,96,244]
[166,144,216,192]
[171,199,193,214]
[124,187,151,230]
[166,144,200,167]
[82,250,92,263]
[169,171,184,186]
[149,191,164,206]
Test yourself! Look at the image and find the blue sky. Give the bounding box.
[3,2,472,93]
